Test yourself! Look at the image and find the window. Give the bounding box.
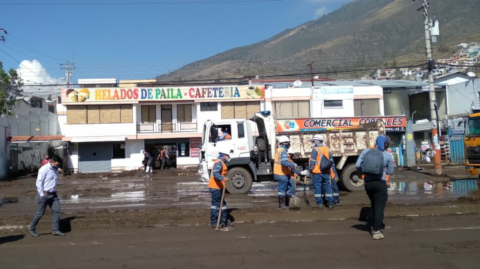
[354,99,380,116]
[177,104,192,122]
[100,105,121,123]
[216,124,232,141]
[221,102,260,119]
[274,101,310,118]
[237,122,245,138]
[178,142,190,157]
[200,102,217,111]
[67,105,133,124]
[324,100,343,108]
[120,105,133,123]
[141,105,156,123]
[112,143,125,159]
[67,105,87,124]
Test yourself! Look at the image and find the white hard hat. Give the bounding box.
[287,148,294,155]
[309,134,325,142]
[278,135,291,144]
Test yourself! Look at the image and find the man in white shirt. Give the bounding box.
[28,156,65,237]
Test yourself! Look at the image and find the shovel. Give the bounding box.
[289,175,301,210]
[303,175,310,206]
[215,187,233,232]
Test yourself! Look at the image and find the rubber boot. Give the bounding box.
[278,197,287,210]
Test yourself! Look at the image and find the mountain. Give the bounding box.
[157,0,480,81]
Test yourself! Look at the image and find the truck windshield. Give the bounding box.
[466,117,480,136]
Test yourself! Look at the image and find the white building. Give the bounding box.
[57,79,265,173]
[1,96,61,179]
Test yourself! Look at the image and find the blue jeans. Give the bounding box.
[209,188,227,227]
[312,173,334,206]
[30,193,61,232]
[331,177,340,204]
[274,175,294,198]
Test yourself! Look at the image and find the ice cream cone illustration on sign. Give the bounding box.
[66,89,78,102]
[247,86,264,99]
[78,89,90,102]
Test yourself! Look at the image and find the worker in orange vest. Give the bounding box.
[308,134,337,209]
[274,136,297,209]
[209,151,231,229]
[217,128,232,141]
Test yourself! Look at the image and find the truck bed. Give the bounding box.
[277,121,385,158]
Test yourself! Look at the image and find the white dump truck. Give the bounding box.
[198,111,385,194]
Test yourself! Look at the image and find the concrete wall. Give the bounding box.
[446,78,479,116]
[0,126,7,179]
[384,92,410,116]
[0,99,59,178]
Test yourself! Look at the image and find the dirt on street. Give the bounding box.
[1,214,480,269]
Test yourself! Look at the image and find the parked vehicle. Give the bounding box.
[198,111,385,194]
[465,108,480,177]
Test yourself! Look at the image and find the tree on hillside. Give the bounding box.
[0,60,23,116]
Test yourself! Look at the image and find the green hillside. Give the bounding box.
[157,0,480,81]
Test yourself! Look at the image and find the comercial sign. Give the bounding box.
[277,116,407,132]
[61,85,265,104]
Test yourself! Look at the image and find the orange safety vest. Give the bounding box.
[288,155,295,177]
[208,160,228,190]
[361,146,390,181]
[225,134,231,139]
[274,148,291,176]
[311,146,335,176]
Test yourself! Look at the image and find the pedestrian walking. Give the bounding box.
[356,135,394,240]
[308,134,337,209]
[209,151,231,230]
[143,150,153,175]
[273,135,297,209]
[157,146,170,171]
[28,156,65,237]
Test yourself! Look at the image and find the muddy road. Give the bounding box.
[1,214,480,268]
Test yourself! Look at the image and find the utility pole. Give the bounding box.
[60,60,75,87]
[416,0,442,175]
[307,62,315,87]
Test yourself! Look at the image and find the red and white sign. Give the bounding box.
[190,137,202,158]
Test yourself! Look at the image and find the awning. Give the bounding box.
[70,136,126,143]
[7,135,65,144]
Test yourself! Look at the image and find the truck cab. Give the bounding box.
[198,112,276,194]
[465,109,480,176]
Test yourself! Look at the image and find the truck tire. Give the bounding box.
[226,167,253,195]
[340,163,364,192]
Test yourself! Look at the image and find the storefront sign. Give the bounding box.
[312,87,353,99]
[277,116,407,132]
[61,85,265,104]
[190,137,202,158]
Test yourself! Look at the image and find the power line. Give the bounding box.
[0,48,62,89]
[0,0,297,6]
[7,34,63,61]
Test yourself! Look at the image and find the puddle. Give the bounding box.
[389,179,479,196]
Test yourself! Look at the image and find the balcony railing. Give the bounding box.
[137,122,198,133]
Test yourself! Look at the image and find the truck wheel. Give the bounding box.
[226,167,253,195]
[340,163,364,192]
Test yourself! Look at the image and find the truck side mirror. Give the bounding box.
[209,126,218,143]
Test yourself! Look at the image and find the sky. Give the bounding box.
[0,0,353,92]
